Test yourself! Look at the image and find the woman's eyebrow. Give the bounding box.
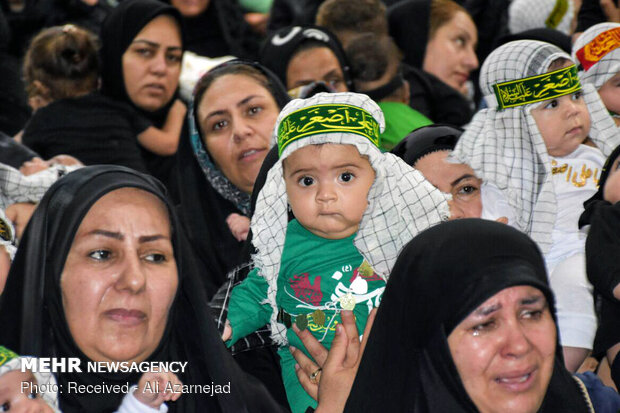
[130,39,159,48]
[521,295,543,305]
[474,303,501,316]
[84,230,167,243]
[450,173,477,187]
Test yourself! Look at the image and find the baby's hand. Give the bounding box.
[134,371,182,409]
[226,213,250,242]
[221,319,233,341]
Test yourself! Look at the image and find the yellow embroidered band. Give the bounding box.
[575,27,620,71]
[492,65,580,110]
[0,346,18,367]
[277,104,381,155]
[545,0,569,29]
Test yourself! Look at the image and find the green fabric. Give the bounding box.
[0,346,17,367]
[492,64,580,110]
[228,219,385,413]
[277,104,381,155]
[238,0,272,13]
[378,102,432,151]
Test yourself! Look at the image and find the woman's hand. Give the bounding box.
[290,309,377,412]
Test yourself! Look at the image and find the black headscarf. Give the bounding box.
[345,219,591,412]
[163,0,260,60]
[579,146,620,378]
[498,28,572,55]
[175,60,289,296]
[99,0,185,198]
[259,25,353,91]
[388,0,430,69]
[0,165,286,413]
[99,0,183,126]
[390,124,463,166]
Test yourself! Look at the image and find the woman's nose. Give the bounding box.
[232,120,253,143]
[463,47,479,70]
[500,324,533,358]
[115,254,147,294]
[149,52,168,76]
[448,200,465,220]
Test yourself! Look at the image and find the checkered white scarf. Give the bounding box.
[251,92,450,344]
[453,40,620,255]
[573,23,620,90]
[509,0,574,35]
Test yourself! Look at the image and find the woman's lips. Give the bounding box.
[494,367,537,392]
[238,148,266,162]
[104,309,146,326]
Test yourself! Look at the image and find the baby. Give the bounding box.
[223,92,449,413]
[452,40,620,372]
[0,346,59,412]
[0,346,182,412]
[573,23,620,125]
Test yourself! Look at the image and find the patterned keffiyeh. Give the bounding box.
[452,40,620,254]
[251,92,450,344]
[573,23,620,90]
[509,0,574,35]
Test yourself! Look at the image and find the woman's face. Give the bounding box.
[197,73,280,194]
[286,46,348,92]
[61,188,178,363]
[122,15,182,112]
[170,0,210,17]
[447,286,556,413]
[414,150,482,219]
[423,11,478,95]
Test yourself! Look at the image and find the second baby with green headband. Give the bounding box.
[222,92,450,413]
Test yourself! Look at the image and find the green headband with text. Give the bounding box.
[277,104,381,155]
[492,64,581,110]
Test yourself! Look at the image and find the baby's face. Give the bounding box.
[597,72,620,115]
[283,144,375,239]
[604,156,620,204]
[530,91,591,157]
[0,370,53,412]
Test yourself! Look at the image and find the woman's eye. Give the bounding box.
[471,319,496,334]
[212,120,228,131]
[89,250,111,261]
[455,36,466,47]
[339,172,354,182]
[458,185,478,195]
[299,176,314,187]
[522,309,543,320]
[166,53,182,64]
[248,106,263,116]
[144,253,167,263]
[135,48,154,57]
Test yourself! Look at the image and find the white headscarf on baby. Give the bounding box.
[573,22,620,90]
[252,92,450,344]
[509,0,574,35]
[452,40,620,255]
